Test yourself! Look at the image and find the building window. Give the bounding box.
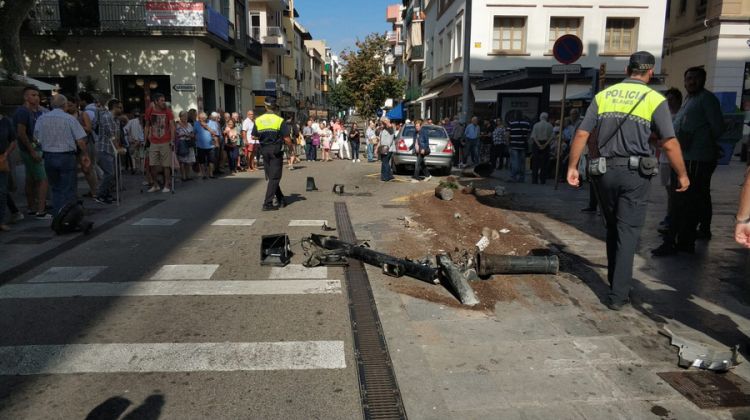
[604,18,638,55]
[446,31,453,62]
[678,0,687,16]
[455,20,462,59]
[438,0,455,16]
[492,16,527,54]
[696,0,707,18]
[548,17,582,51]
[437,38,443,70]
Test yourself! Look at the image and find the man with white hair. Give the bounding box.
[34,94,89,215]
[208,112,222,176]
[530,112,554,184]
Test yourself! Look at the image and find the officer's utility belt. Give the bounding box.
[588,156,657,177]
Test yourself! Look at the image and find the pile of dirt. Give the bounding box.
[383,189,564,312]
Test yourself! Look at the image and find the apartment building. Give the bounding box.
[413,0,668,122]
[23,0,261,114]
[385,4,407,79]
[249,0,290,113]
[662,0,750,110]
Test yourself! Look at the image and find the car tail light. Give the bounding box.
[397,138,408,151]
[443,141,453,153]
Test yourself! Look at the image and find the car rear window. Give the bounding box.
[401,126,416,138]
[422,126,448,138]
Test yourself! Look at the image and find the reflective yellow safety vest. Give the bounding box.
[254,113,285,145]
[592,80,667,157]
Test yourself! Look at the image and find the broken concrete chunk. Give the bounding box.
[435,187,454,201]
[481,227,492,238]
[476,236,490,252]
[453,212,461,219]
[495,186,506,196]
[499,228,510,234]
[491,230,501,240]
[461,184,475,194]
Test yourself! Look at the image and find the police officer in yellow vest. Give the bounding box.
[567,51,690,310]
[252,97,292,211]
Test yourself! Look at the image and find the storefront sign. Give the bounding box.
[146,2,204,27]
[173,84,196,92]
[499,94,539,122]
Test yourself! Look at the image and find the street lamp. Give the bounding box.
[232,59,245,112]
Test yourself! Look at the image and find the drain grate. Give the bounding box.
[658,371,750,409]
[335,202,407,420]
[5,236,52,245]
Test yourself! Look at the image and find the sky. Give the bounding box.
[292,0,395,57]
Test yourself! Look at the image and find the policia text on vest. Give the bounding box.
[565,51,689,311]
[251,108,292,211]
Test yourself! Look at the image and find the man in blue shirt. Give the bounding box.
[463,116,480,165]
[193,112,215,179]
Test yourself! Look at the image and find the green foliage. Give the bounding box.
[339,33,405,119]
[328,80,353,114]
[438,180,459,190]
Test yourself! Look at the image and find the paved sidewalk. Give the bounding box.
[368,159,750,419]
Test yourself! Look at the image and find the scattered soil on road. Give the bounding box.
[383,188,565,312]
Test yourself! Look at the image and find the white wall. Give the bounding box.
[426,0,667,78]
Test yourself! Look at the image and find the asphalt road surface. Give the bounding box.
[0,159,411,419]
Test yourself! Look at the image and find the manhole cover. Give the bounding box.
[5,236,52,245]
[658,371,750,409]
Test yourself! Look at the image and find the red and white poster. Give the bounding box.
[146,2,204,27]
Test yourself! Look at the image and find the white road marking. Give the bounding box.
[0,280,342,298]
[150,264,219,280]
[288,220,327,227]
[28,266,107,283]
[132,218,180,226]
[0,341,346,375]
[211,219,256,226]
[269,264,328,279]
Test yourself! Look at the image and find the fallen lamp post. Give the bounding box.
[303,234,561,307]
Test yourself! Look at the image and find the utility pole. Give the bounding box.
[460,0,472,124]
[289,0,296,119]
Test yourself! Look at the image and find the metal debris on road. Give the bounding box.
[661,327,742,371]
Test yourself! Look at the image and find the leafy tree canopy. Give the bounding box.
[339,33,404,119]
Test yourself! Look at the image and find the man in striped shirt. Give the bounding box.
[507,111,531,182]
[34,94,89,215]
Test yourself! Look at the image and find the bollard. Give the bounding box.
[306,176,318,191]
[475,253,559,276]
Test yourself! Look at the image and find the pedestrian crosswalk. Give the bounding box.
[0,262,348,389]
[0,341,346,375]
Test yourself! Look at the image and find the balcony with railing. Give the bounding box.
[408,45,424,62]
[252,26,286,54]
[27,0,261,63]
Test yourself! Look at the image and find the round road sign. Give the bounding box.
[553,35,583,65]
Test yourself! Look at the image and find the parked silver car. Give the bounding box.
[391,124,454,175]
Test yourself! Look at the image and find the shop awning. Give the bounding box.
[386,102,405,120]
[471,84,500,103]
[12,75,58,91]
[414,90,441,103]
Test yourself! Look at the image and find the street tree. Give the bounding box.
[339,33,404,118]
[327,80,353,116]
[0,0,37,76]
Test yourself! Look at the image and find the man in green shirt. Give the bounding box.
[653,67,724,256]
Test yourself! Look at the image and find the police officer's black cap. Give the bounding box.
[628,51,655,71]
[264,96,278,109]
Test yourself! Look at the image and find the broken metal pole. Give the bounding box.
[436,254,480,306]
[310,234,439,284]
[475,253,559,276]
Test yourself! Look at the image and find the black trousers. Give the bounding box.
[490,144,506,169]
[531,146,549,184]
[667,160,716,246]
[594,166,651,305]
[261,143,284,206]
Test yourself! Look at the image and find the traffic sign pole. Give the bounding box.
[554,73,568,190]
